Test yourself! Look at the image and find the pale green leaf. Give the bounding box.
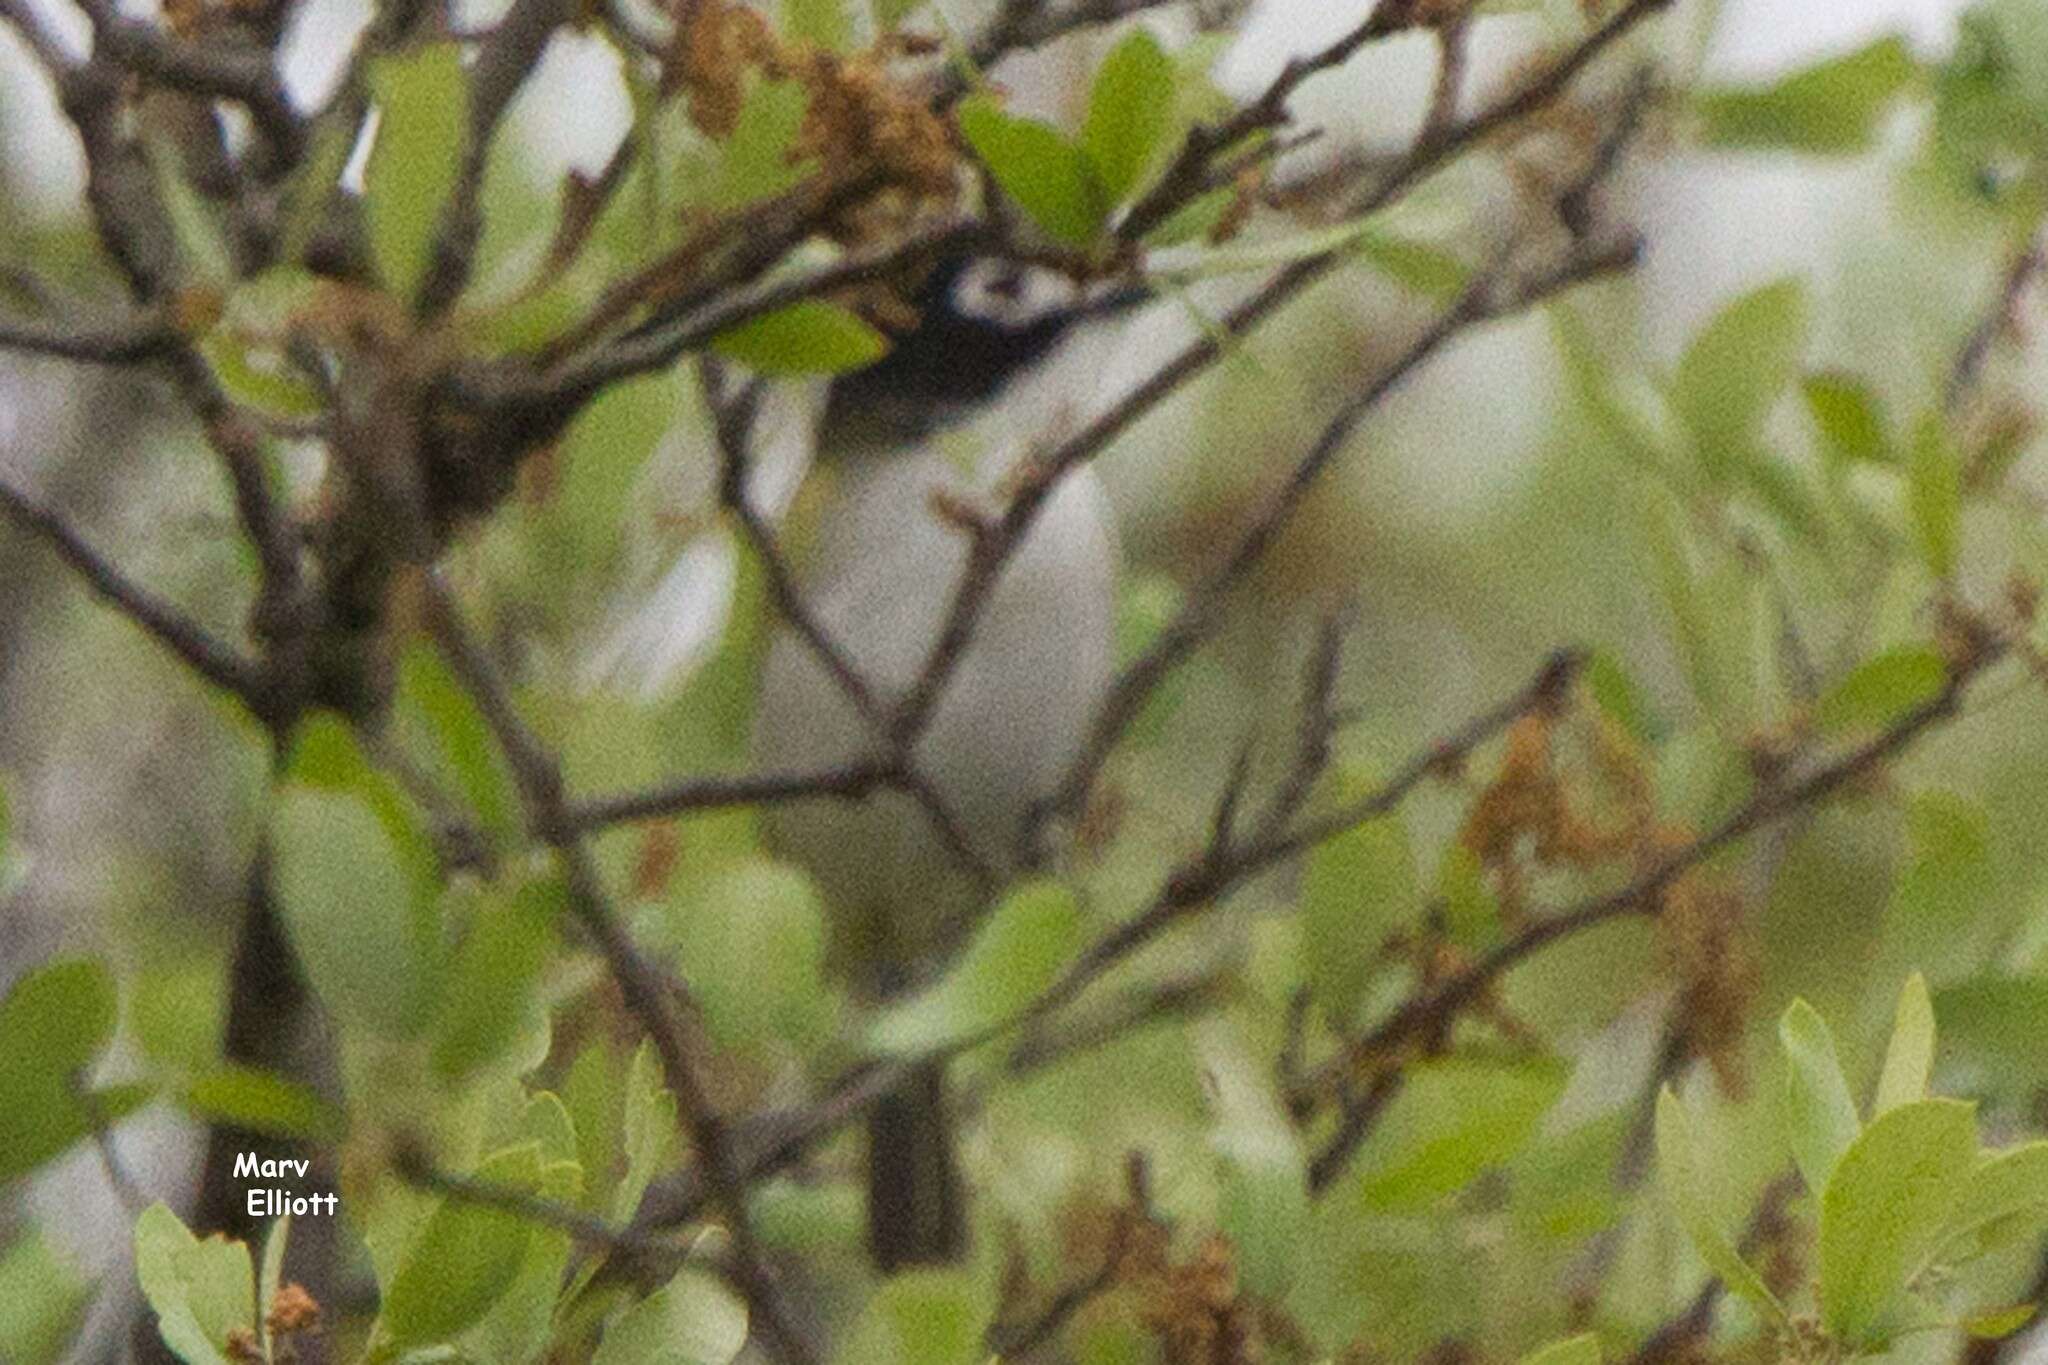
[1654,1088,1790,1325]
[1907,411,1962,577]
[1874,973,1936,1116]
[1779,998,1862,1195]
[1818,1098,1976,1347]
[0,1231,90,1365]
[381,1143,540,1344]
[1935,1142,2048,1256]
[869,882,1081,1054]
[1697,35,1917,154]
[1964,1304,2039,1339]
[397,644,521,844]
[134,1203,254,1365]
[365,43,469,302]
[1815,648,1946,734]
[1671,279,1806,469]
[183,1066,343,1142]
[1302,808,1415,1028]
[669,859,829,1050]
[783,0,850,50]
[837,1269,989,1365]
[1355,1059,1564,1211]
[1083,28,1176,203]
[957,97,1107,247]
[613,1040,676,1226]
[712,301,890,375]
[1804,373,1892,466]
[594,1268,748,1365]
[431,872,562,1081]
[272,788,441,1036]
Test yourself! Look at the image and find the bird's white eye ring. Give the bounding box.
[950,258,1084,328]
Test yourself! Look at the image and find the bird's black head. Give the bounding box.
[822,256,1142,451]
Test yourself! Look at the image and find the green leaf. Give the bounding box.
[134,1203,255,1365]
[1195,1019,1308,1298]
[282,714,439,901]
[838,1269,990,1365]
[182,1066,343,1142]
[1082,29,1176,203]
[1354,1059,1564,1211]
[1818,1098,1976,1347]
[612,1040,676,1225]
[594,1268,749,1365]
[0,1231,90,1365]
[712,301,891,375]
[871,0,924,29]
[1779,998,1863,1196]
[1356,229,1472,302]
[272,788,441,1037]
[397,644,521,843]
[0,957,147,1183]
[1671,279,1806,470]
[783,0,850,50]
[1935,977,2048,1086]
[1964,1305,2039,1339]
[669,859,830,1051]
[957,97,1107,248]
[1907,411,1962,577]
[381,1143,540,1344]
[869,882,1081,1054]
[1815,648,1946,734]
[1521,1332,1602,1365]
[1696,35,1917,154]
[1654,1088,1790,1325]
[1874,973,1936,1116]
[1936,1141,2048,1256]
[431,872,562,1081]
[1301,808,1416,1029]
[364,43,469,303]
[1804,373,1892,466]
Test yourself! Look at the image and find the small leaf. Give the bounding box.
[1083,29,1176,203]
[1964,1304,2038,1339]
[364,43,469,303]
[869,882,1080,1054]
[1301,807,1416,1028]
[1521,1332,1602,1365]
[381,1143,540,1344]
[712,301,890,375]
[1654,1088,1790,1325]
[668,859,829,1051]
[1779,998,1862,1195]
[1815,648,1946,734]
[1804,373,1892,466]
[1936,1142,2048,1255]
[1907,411,1962,577]
[0,958,145,1183]
[0,1230,90,1365]
[272,788,441,1037]
[431,872,562,1081]
[183,1066,343,1142]
[1819,1098,1976,1347]
[134,1203,255,1365]
[1696,35,1917,154]
[957,97,1107,248]
[397,644,521,844]
[1355,1059,1564,1211]
[1874,973,1936,1116]
[594,1268,748,1365]
[1672,280,1806,469]
[838,1270,990,1365]
[613,1040,676,1225]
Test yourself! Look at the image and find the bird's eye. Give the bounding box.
[950,259,1082,328]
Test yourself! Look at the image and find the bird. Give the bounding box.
[750,252,1133,1271]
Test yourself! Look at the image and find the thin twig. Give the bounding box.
[0,480,265,705]
[567,761,897,830]
[419,575,817,1365]
[0,311,172,364]
[1947,234,2044,413]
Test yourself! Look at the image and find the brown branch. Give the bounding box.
[566,760,897,830]
[1035,235,1640,842]
[0,309,173,364]
[419,574,816,1365]
[0,480,266,705]
[416,0,576,316]
[1947,233,2044,413]
[1297,640,2005,1189]
[76,0,303,173]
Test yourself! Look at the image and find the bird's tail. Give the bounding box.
[866,1059,965,1271]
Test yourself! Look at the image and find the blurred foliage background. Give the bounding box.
[5,0,2048,1360]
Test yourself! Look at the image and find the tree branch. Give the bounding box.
[418,574,816,1365]
[0,480,266,705]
